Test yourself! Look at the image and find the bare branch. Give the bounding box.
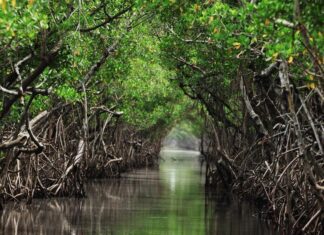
[240,76,269,137]
[0,85,18,95]
[79,5,133,32]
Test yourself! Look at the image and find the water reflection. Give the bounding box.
[0,150,277,235]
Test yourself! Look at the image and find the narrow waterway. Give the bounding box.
[0,150,277,235]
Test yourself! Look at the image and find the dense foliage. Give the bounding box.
[0,0,190,129]
[0,0,194,206]
[0,1,323,234]
[143,1,323,234]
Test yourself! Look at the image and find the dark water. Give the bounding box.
[0,150,278,235]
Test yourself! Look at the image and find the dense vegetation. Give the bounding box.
[150,1,323,234]
[0,1,323,234]
[0,0,194,202]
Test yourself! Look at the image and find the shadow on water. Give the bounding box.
[0,150,278,235]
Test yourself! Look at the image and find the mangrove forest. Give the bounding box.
[0,0,323,234]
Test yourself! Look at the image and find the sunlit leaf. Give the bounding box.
[264,18,270,26]
[194,4,200,12]
[233,42,241,49]
[288,56,293,64]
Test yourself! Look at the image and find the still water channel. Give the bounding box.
[0,150,278,235]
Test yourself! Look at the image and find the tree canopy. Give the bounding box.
[0,1,323,234]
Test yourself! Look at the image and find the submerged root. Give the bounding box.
[201,65,323,234]
[0,103,162,206]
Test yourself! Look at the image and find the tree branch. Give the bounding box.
[79,5,133,32]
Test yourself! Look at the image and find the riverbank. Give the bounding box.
[1,150,278,235]
[0,108,162,206]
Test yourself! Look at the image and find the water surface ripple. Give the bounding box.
[0,150,278,235]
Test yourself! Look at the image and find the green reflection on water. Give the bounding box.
[114,150,208,235]
[1,150,277,235]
